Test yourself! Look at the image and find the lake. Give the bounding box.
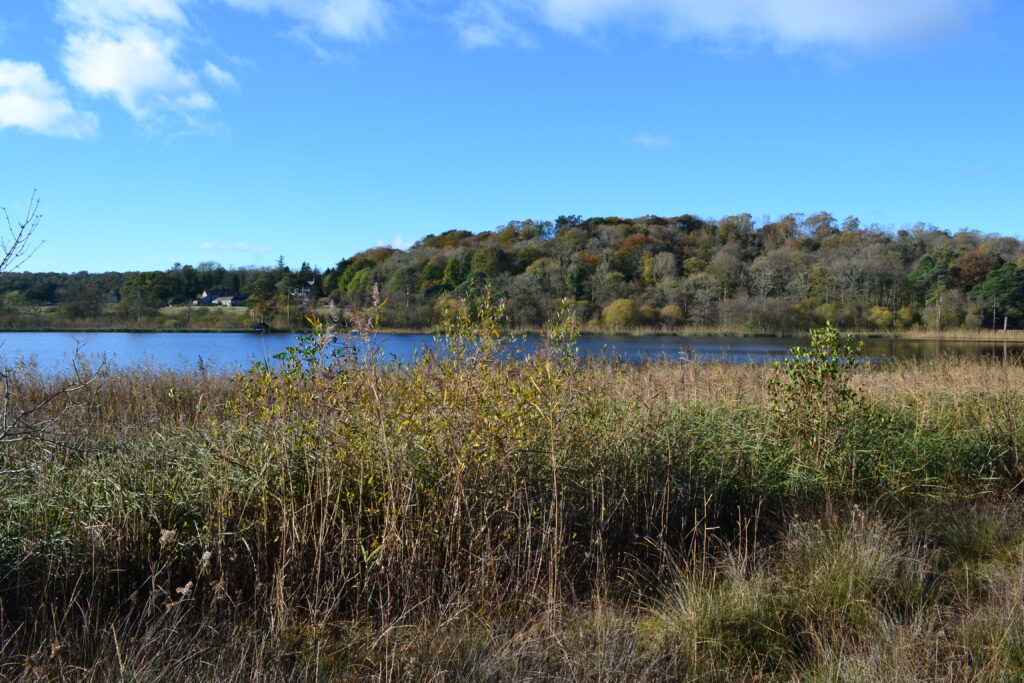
[1,331,1022,374]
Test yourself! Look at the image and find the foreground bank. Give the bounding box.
[1,323,1023,680]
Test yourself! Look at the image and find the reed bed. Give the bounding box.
[606,353,1024,403]
[1,320,1023,680]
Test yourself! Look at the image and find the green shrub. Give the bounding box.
[602,298,640,328]
[768,323,863,498]
[866,305,895,330]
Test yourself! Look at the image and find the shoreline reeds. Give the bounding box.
[2,334,1023,679]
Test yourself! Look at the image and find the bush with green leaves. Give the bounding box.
[768,322,864,495]
[601,298,641,328]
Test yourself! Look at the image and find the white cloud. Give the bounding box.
[203,61,238,89]
[453,0,984,49]
[64,27,210,116]
[41,0,402,130]
[199,241,269,252]
[0,60,97,138]
[222,0,388,41]
[49,0,393,126]
[59,0,212,119]
[630,133,677,149]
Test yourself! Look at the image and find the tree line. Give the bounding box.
[325,212,1024,331]
[3,212,1024,331]
[0,259,321,325]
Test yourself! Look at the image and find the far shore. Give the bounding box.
[3,325,1024,343]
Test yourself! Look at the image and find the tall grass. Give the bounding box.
[2,312,1023,679]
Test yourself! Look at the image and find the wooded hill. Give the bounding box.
[4,212,1024,331]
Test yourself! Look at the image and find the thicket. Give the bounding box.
[1,301,1024,679]
[5,211,1024,332]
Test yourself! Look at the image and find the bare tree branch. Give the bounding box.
[0,190,43,274]
[0,193,101,458]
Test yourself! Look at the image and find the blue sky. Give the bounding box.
[0,0,1020,272]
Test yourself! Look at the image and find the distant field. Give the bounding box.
[157,304,250,317]
[0,303,258,331]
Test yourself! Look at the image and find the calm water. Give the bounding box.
[1,331,1022,373]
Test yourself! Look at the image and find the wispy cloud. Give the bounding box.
[451,1,535,49]
[222,0,388,41]
[199,241,269,252]
[0,18,22,46]
[375,234,415,250]
[630,133,677,149]
[59,0,189,29]
[451,0,984,49]
[203,61,238,89]
[282,27,350,63]
[0,60,98,138]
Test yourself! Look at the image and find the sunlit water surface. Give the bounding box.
[0,331,1021,374]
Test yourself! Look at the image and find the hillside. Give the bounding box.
[3,212,1024,332]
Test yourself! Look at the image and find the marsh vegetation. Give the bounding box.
[2,302,1023,680]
